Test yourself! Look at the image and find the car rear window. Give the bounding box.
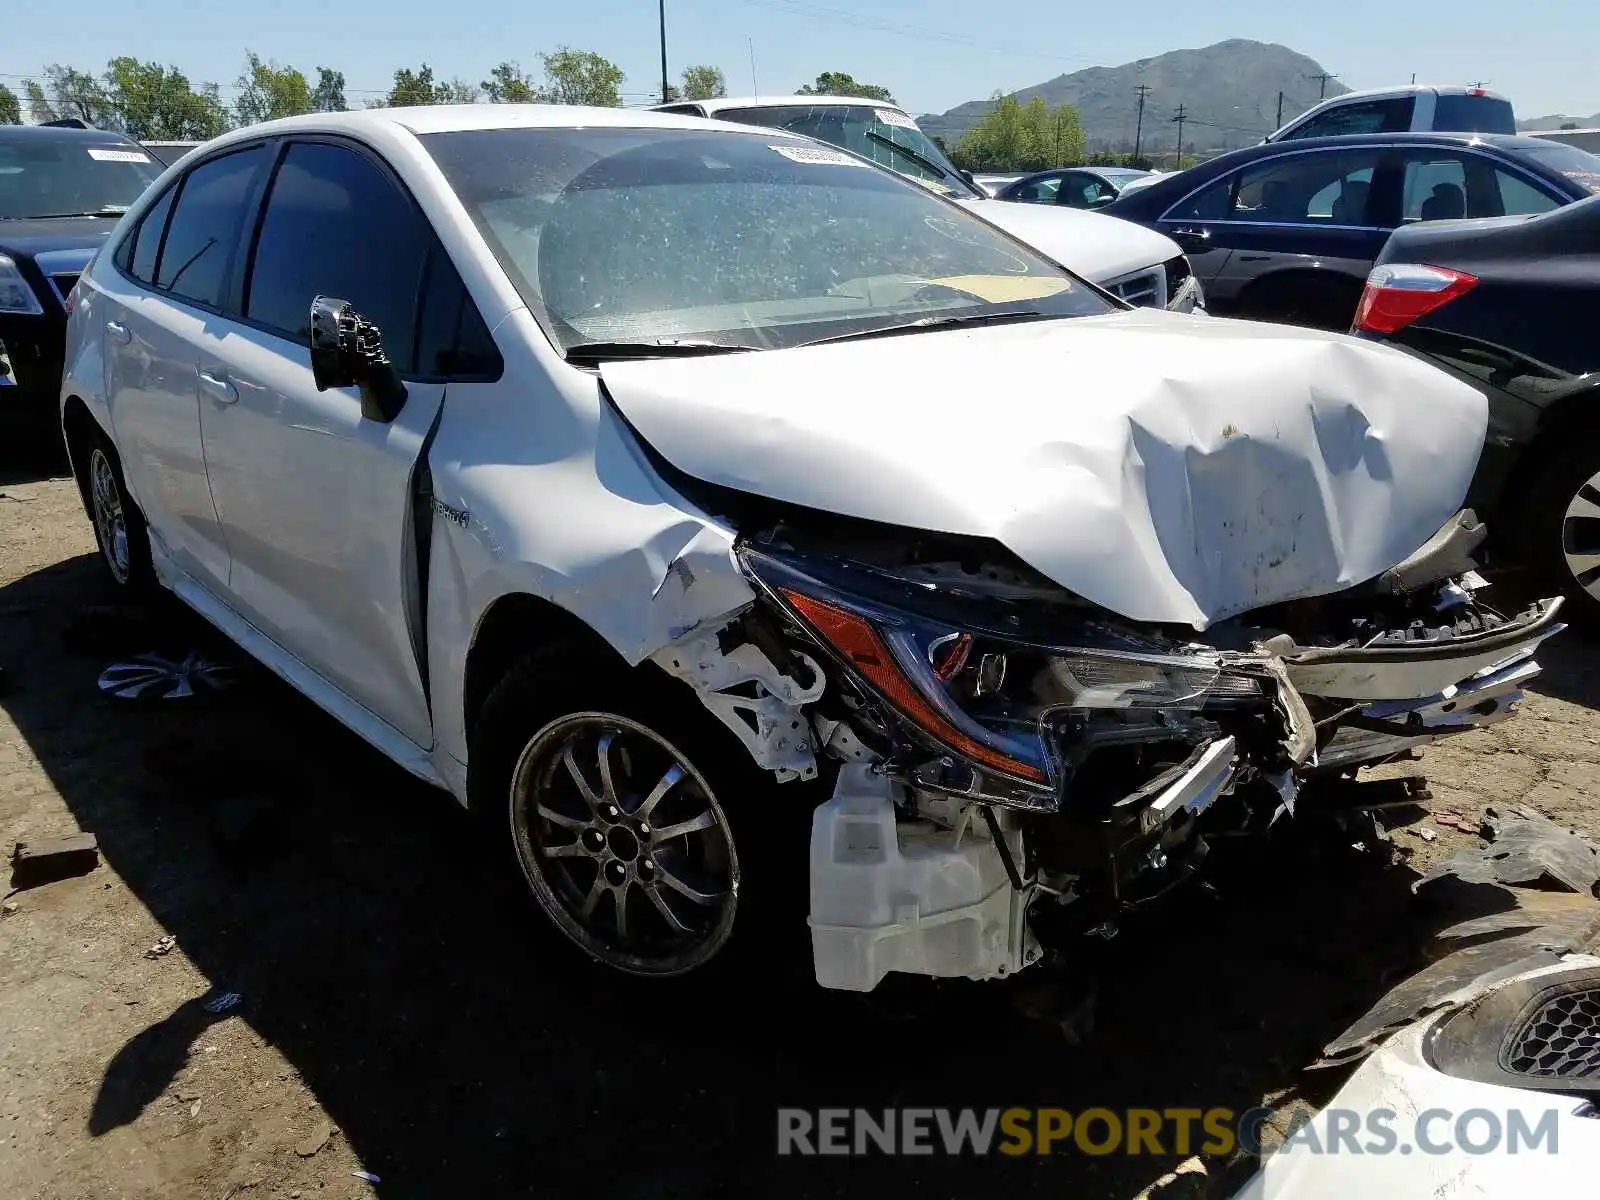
[1432,95,1516,135]
[1521,141,1600,196]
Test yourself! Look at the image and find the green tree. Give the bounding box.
[436,78,481,104]
[796,71,893,102]
[482,62,538,103]
[387,64,441,106]
[680,65,726,101]
[1560,121,1580,130]
[535,48,624,106]
[234,52,314,125]
[951,94,1084,172]
[104,58,229,140]
[0,84,20,125]
[23,66,120,129]
[312,67,347,112]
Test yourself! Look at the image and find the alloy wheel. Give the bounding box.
[509,712,739,975]
[1563,470,1600,603]
[88,448,130,584]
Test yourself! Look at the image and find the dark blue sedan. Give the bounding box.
[1104,132,1600,328]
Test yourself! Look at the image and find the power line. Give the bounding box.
[1171,103,1187,166]
[1311,72,1337,100]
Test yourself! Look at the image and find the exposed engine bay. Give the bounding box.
[652,508,1564,992]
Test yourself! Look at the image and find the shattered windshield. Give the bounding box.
[423,127,1110,355]
[0,139,162,219]
[712,103,980,198]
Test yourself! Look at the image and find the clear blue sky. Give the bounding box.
[6,0,1596,121]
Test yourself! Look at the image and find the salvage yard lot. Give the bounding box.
[4,456,1600,1200]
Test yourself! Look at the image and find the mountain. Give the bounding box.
[918,39,1349,153]
[1518,112,1600,131]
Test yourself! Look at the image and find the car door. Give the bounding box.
[196,137,463,748]
[97,145,270,589]
[1157,146,1390,309]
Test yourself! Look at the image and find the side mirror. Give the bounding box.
[1089,193,1115,208]
[959,169,976,187]
[308,296,407,422]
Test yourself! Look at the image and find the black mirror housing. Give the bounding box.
[308,296,407,422]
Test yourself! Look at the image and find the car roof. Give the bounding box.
[195,103,775,153]
[1209,130,1554,161]
[0,124,142,146]
[1301,83,1511,104]
[672,95,911,116]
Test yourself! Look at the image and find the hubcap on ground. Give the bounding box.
[88,448,130,583]
[1563,471,1600,602]
[509,713,738,975]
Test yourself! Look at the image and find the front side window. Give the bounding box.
[1006,174,1062,204]
[0,137,163,220]
[1059,173,1111,208]
[1289,98,1413,140]
[423,127,1111,354]
[711,103,979,197]
[244,141,428,368]
[1167,150,1381,225]
[155,145,267,309]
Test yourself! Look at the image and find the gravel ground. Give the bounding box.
[4,451,1599,1200]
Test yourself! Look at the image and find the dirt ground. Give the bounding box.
[4,445,1600,1200]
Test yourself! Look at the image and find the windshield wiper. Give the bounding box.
[864,130,960,185]
[799,308,1054,348]
[563,339,755,364]
[12,208,127,220]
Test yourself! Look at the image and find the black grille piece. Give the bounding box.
[1506,989,1600,1079]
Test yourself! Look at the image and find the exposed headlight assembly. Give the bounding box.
[742,549,1259,796]
[0,255,44,316]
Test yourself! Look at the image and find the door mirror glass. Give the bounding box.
[308,296,407,422]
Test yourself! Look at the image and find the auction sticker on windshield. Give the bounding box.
[873,109,919,130]
[769,145,868,167]
[86,148,151,164]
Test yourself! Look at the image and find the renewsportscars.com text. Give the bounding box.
[776,1106,1562,1157]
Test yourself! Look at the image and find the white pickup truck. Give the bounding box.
[653,95,1204,312]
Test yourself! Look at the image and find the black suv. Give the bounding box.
[1,124,163,427]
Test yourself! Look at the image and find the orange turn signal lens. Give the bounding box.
[780,589,1048,784]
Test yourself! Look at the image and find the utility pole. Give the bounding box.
[1312,72,1336,100]
[1133,84,1150,164]
[1276,90,1284,128]
[659,0,670,104]
[1171,104,1187,168]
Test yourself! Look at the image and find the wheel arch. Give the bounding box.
[462,591,631,747]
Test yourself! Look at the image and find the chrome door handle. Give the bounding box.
[105,320,131,344]
[198,369,238,404]
[1170,227,1211,240]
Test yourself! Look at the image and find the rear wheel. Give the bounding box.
[1525,442,1600,628]
[73,426,155,597]
[1236,275,1362,331]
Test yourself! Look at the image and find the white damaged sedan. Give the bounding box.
[61,105,1562,988]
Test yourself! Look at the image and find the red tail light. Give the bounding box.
[1353,263,1478,335]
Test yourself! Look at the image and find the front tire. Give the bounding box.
[74,426,155,597]
[470,650,800,979]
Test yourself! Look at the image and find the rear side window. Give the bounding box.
[1432,95,1516,135]
[1398,149,1563,221]
[244,141,428,370]
[121,184,177,285]
[155,146,267,309]
[1007,174,1062,204]
[1290,98,1413,139]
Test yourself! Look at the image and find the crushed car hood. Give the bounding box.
[602,310,1490,629]
[951,197,1181,283]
